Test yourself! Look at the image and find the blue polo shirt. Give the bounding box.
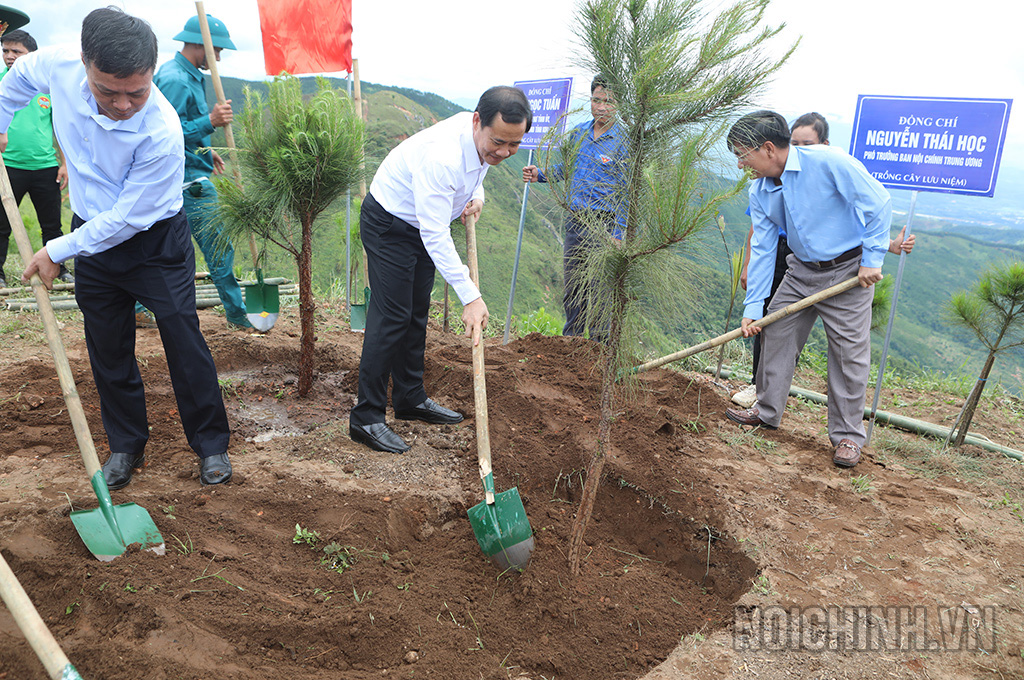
[540,119,626,235]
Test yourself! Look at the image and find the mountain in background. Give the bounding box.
[203,77,1024,393]
[823,118,1024,234]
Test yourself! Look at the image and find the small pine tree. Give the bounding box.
[216,75,364,395]
[551,0,794,575]
[945,261,1024,447]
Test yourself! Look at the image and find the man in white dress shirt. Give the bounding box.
[0,7,232,488]
[349,86,531,453]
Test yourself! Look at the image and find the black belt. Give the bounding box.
[803,245,861,270]
[71,208,184,232]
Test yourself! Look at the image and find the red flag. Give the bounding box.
[257,0,352,75]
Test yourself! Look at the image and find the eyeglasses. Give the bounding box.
[733,145,761,163]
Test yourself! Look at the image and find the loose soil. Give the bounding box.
[1,308,1022,680]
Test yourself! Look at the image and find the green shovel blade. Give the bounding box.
[70,472,165,561]
[244,278,280,332]
[59,663,85,680]
[468,487,534,571]
[349,287,371,332]
[247,311,278,332]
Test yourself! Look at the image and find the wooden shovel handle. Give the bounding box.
[464,215,493,504]
[1,153,102,478]
[194,3,235,162]
[0,552,81,679]
[631,276,862,375]
[194,2,259,267]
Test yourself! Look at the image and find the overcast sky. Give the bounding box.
[18,0,1024,162]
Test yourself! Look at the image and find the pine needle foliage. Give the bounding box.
[552,0,795,574]
[944,261,1024,447]
[215,75,364,395]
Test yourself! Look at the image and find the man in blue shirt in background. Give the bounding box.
[0,7,233,488]
[523,74,625,339]
[152,14,251,330]
[724,110,892,468]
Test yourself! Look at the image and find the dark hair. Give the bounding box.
[791,112,829,144]
[475,86,532,132]
[727,110,790,151]
[1,29,36,52]
[81,7,157,78]
[591,74,610,94]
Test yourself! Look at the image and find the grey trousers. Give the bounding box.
[755,255,872,446]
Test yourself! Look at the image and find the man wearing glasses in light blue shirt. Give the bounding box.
[724,110,893,469]
[0,7,233,489]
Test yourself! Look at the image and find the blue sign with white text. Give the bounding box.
[849,95,1012,197]
[515,78,573,151]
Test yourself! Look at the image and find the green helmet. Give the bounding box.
[173,14,236,50]
[0,4,30,34]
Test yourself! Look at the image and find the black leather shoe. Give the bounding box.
[394,398,464,425]
[350,422,410,453]
[101,452,145,491]
[200,453,233,485]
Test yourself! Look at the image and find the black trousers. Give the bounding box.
[563,210,616,339]
[350,193,434,427]
[72,210,230,458]
[0,166,65,270]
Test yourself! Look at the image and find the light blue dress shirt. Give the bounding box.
[743,145,892,320]
[0,46,185,264]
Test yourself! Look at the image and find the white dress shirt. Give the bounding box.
[369,111,486,304]
[0,46,185,264]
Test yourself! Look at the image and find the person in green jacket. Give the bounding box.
[150,14,251,329]
[0,29,72,288]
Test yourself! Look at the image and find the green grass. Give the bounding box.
[516,306,562,336]
[850,474,874,494]
[718,428,778,454]
[872,427,1024,509]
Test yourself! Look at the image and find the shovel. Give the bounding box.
[1,154,165,561]
[242,240,280,332]
[627,276,862,376]
[462,214,535,570]
[0,551,85,679]
[196,5,278,331]
[442,282,450,333]
[349,247,370,332]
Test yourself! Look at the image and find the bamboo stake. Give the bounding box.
[0,552,83,680]
[195,3,260,270]
[352,59,370,305]
[629,276,862,376]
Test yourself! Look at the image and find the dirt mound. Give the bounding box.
[2,311,1022,679]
